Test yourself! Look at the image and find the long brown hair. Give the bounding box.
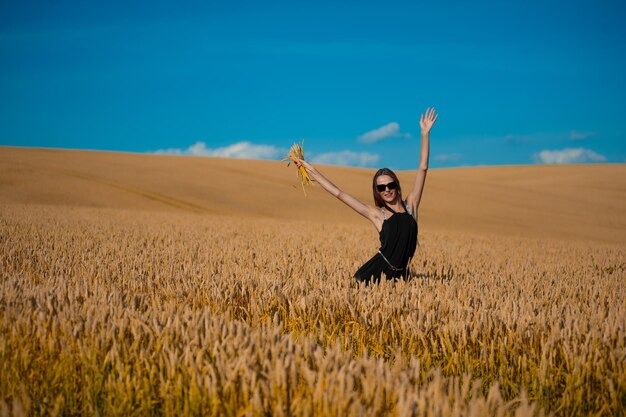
[372,168,402,208]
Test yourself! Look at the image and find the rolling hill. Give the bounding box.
[1,146,624,244]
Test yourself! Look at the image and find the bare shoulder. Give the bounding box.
[365,204,382,221]
[365,204,384,231]
[404,196,419,220]
[405,192,417,207]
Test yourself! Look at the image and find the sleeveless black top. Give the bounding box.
[353,200,418,284]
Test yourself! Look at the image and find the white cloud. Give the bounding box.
[503,131,598,144]
[152,141,286,160]
[434,153,463,162]
[311,150,380,167]
[357,122,408,143]
[569,131,597,141]
[532,147,607,164]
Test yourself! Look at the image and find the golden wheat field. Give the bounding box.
[1,147,625,416]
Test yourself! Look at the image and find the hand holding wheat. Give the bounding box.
[284,141,314,196]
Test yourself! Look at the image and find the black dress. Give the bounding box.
[354,200,418,284]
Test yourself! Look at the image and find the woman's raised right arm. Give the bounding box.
[295,159,379,223]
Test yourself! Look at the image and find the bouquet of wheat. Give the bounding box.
[284,140,312,196]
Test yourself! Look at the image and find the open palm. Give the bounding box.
[420,107,438,134]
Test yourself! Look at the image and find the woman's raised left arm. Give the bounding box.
[406,107,438,216]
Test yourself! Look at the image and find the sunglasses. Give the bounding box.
[376,181,398,192]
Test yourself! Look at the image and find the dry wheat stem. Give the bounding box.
[283,140,312,196]
[0,204,624,416]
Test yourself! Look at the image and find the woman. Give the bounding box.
[295,107,438,284]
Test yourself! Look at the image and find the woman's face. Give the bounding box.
[376,175,398,203]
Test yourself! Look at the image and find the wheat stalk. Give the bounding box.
[1,203,624,416]
[283,140,312,196]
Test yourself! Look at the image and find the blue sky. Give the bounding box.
[1,0,625,169]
